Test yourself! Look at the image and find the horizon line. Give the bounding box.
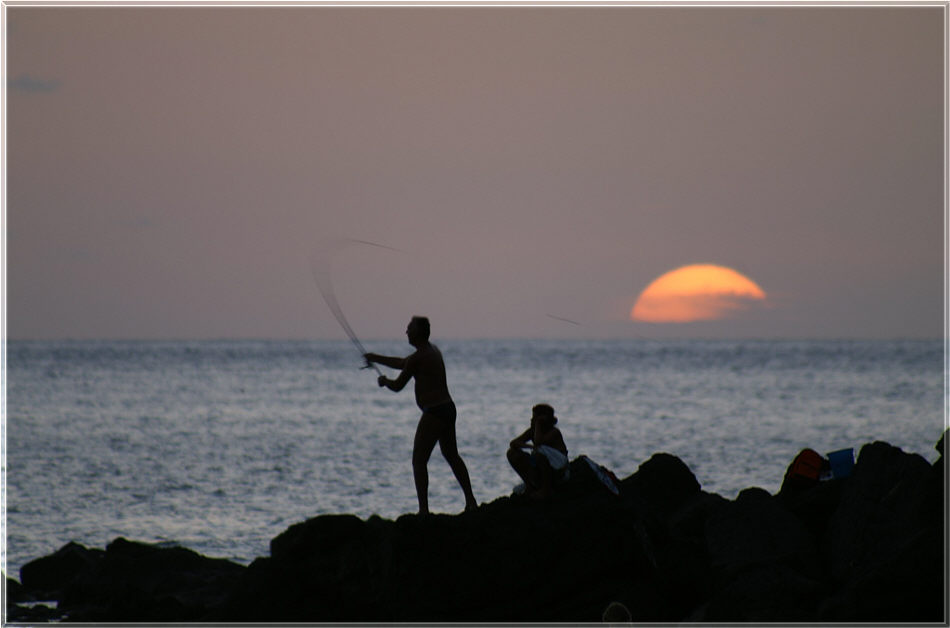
[4,335,944,343]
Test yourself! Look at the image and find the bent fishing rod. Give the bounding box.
[309,238,404,377]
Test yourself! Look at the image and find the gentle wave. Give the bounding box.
[4,339,944,577]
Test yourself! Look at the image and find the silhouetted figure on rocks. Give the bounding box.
[365,316,478,515]
[507,403,569,499]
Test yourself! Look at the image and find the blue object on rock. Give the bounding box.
[827,448,855,479]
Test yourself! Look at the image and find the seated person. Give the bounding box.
[507,403,569,499]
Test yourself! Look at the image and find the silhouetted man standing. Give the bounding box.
[365,316,478,515]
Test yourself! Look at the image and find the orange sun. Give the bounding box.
[631,264,767,323]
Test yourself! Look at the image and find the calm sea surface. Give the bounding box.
[3,339,945,578]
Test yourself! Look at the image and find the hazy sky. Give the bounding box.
[4,4,945,340]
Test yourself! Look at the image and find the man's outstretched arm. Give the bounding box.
[365,353,408,370]
[379,368,412,392]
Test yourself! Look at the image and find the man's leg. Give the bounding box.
[507,446,535,489]
[412,413,441,515]
[532,455,556,499]
[437,417,478,511]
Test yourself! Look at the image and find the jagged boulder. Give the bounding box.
[692,487,825,622]
[20,541,104,599]
[5,574,30,604]
[15,538,246,622]
[621,452,701,518]
[6,570,63,624]
[816,440,944,621]
[8,437,945,623]
[823,441,934,583]
[213,456,656,622]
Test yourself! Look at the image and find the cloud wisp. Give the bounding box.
[8,74,62,93]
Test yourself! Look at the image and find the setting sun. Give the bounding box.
[631,264,767,323]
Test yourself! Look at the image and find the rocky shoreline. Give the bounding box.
[6,432,946,623]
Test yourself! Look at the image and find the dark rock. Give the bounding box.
[700,487,825,621]
[214,458,656,623]
[5,573,32,604]
[817,526,944,622]
[644,487,728,617]
[15,437,945,623]
[817,441,944,621]
[19,541,104,598]
[823,441,933,586]
[921,428,947,523]
[621,452,701,518]
[666,490,730,541]
[58,538,245,622]
[780,476,846,545]
[6,602,64,623]
[6,572,68,623]
[690,564,824,622]
[270,513,366,560]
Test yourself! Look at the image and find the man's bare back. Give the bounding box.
[405,344,452,411]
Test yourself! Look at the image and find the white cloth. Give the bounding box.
[536,445,569,471]
[581,455,620,495]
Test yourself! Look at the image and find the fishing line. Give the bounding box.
[308,238,403,376]
[546,313,581,326]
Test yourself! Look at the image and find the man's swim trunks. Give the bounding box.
[423,401,456,423]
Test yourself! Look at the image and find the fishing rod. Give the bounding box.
[309,238,403,376]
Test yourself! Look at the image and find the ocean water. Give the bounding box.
[3,339,945,578]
